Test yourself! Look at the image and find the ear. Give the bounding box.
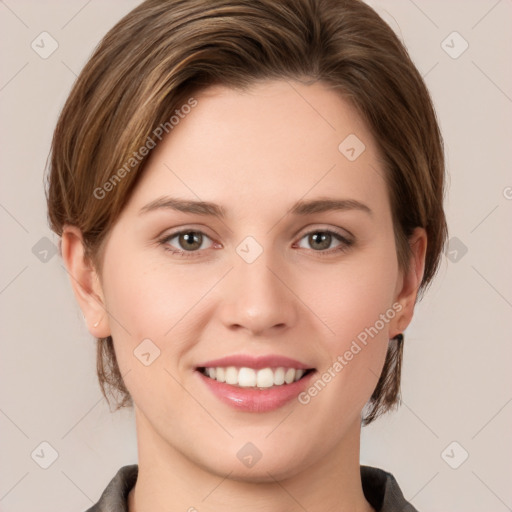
[60,225,111,338]
[389,227,427,338]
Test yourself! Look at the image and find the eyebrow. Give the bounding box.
[139,196,373,218]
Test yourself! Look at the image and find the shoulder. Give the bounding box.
[84,464,138,512]
[360,465,419,512]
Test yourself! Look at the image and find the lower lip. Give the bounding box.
[196,370,316,412]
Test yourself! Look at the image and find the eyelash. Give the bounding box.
[158,228,354,259]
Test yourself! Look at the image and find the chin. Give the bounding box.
[194,441,314,483]
[210,459,307,484]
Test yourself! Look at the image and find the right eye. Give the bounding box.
[159,229,216,258]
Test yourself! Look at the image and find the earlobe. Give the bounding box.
[389,227,427,338]
[60,225,111,338]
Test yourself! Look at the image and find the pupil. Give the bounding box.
[182,232,200,249]
[311,232,330,250]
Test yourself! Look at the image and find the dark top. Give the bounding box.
[84,464,419,511]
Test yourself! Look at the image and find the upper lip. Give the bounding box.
[196,354,314,370]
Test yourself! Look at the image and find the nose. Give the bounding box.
[218,248,299,337]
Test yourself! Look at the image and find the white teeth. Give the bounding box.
[256,368,274,388]
[225,366,238,385]
[201,366,310,388]
[216,367,225,383]
[284,368,296,384]
[273,367,285,385]
[238,367,256,387]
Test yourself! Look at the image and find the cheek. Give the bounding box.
[304,238,399,414]
[99,243,225,410]
[99,246,208,417]
[101,243,211,342]
[317,240,399,344]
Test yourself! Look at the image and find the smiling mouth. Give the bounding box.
[197,366,315,389]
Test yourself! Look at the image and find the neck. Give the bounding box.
[128,407,374,512]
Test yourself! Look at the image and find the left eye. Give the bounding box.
[160,229,352,257]
[295,230,350,252]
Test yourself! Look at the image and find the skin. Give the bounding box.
[62,80,426,512]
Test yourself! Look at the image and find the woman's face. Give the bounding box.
[76,80,424,481]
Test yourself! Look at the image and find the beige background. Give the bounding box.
[1,1,511,511]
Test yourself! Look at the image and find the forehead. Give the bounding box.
[127,80,389,218]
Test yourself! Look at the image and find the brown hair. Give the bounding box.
[46,0,447,424]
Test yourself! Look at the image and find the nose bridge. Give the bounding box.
[223,239,297,334]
